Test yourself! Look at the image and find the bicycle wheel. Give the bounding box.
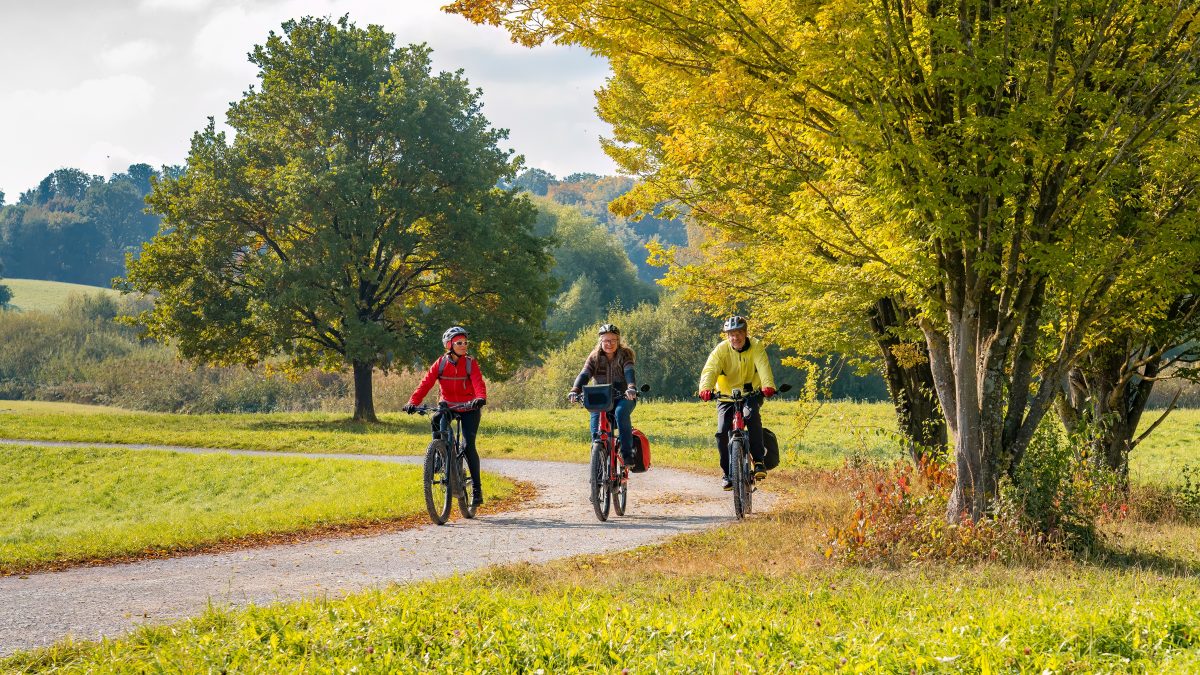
[743,446,755,515]
[589,440,611,522]
[613,453,628,517]
[455,448,477,519]
[423,439,453,525]
[729,436,748,520]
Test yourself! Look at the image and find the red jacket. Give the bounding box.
[408,354,487,406]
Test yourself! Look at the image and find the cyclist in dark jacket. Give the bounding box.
[404,326,487,506]
[568,323,640,463]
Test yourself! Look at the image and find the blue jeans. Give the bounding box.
[590,398,636,456]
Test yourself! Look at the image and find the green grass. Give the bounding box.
[2,399,1194,483]
[1,278,119,313]
[0,444,512,574]
[7,470,1200,673]
[0,399,902,472]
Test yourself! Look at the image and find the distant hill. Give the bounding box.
[2,278,119,313]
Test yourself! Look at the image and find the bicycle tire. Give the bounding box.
[613,453,628,517]
[730,436,748,520]
[423,439,453,525]
[455,447,477,519]
[590,440,611,522]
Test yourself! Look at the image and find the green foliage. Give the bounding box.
[124,17,555,420]
[10,565,1200,671]
[534,199,657,339]
[0,261,10,309]
[0,165,162,286]
[0,444,511,573]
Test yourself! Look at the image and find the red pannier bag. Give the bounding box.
[629,428,651,473]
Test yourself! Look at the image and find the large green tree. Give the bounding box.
[453,0,1200,519]
[124,16,555,422]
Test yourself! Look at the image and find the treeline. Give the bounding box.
[0,165,166,286]
[507,169,688,282]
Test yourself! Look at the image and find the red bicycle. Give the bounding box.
[573,383,649,522]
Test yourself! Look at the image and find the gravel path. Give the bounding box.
[0,439,772,656]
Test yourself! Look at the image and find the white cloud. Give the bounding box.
[100,40,165,70]
[3,76,155,126]
[140,0,214,11]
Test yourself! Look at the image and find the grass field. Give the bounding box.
[7,470,1199,673]
[3,400,1200,670]
[1,278,119,313]
[0,444,513,574]
[1,398,1194,484]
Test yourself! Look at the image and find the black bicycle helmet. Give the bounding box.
[598,323,620,336]
[722,315,748,332]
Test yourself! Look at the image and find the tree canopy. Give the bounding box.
[452,0,1200,519]
[124,16,555,421]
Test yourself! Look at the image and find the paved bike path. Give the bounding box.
[0,439,773,656]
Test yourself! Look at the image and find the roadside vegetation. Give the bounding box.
[0,443,513,575]
[7,467,1199,672]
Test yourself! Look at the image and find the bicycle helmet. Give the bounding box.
[597,323,620,336]
[722,315,748,332]
[442,325,468,347]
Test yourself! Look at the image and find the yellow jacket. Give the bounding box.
[698,338,776,395]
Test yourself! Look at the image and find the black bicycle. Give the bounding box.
[411,401,480,525]
[708,383,790,519]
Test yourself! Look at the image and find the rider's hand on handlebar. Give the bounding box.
[470,397,487,409]
[402,403,418,414]
[567,390,581,403]
[762,387,776,398]
[625,387,638,401]
[699,389,713,402]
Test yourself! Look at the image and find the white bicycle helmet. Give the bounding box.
[442,326,468,347]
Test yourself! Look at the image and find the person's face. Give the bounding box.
[450,337,469,355]
[600,333,619,355]
[726,328,747,350]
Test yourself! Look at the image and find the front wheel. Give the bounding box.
[423,440,453,525]
[455,448,477,520]
[589,441,611,522]
[613,454,628,517]
[729,436,748,520]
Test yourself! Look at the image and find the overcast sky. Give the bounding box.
[0,0,617,200]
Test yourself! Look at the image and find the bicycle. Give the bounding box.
[708,383,790,519]
[572,383,650,522]
[411,401,482,525]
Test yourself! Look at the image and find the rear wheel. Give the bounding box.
[589,441,611,522]
[455,448,477,519]
[730,436,748,520]
[423,440,453,525]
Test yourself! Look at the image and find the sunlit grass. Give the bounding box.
[9,468,1199,672]
[0,444,512,574]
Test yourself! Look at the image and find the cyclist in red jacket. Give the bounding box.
[404,326,488,506]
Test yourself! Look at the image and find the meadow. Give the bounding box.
[3,400,1200,671]
[0,440,514,574]
[1,278,120,314]
[6,470,1200,673]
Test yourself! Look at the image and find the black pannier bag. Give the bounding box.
[763,427,781,470]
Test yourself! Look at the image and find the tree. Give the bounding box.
[124,16,555,422]
[511,167,557,195]
[452,0,1200,520]
[0,261,11,309]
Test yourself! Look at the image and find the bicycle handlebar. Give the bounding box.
[410,401,480,415]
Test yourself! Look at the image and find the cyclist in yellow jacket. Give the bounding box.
[698,315,777,490]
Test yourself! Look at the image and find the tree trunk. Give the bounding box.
[352,360,378,423]
[1059,346,1163,489]
[868,298,948,465]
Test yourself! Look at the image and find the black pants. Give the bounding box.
[432,408,482,491]
[716,398,764,477]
